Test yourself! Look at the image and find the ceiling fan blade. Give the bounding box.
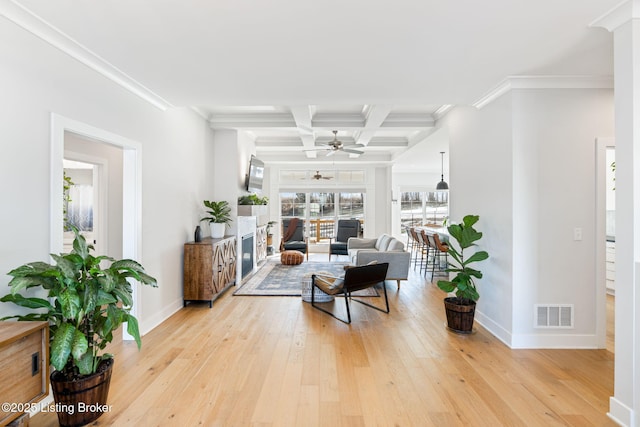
[326,150,337,157]
[343,143,365,148]
[303,147,329,151]
[342,148,364,155]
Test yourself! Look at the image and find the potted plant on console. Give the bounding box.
[202,200,232,239]
[237,194,268,225]
[437,214,489,334]
[1,227,157,426]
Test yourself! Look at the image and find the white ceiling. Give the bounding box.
[5,0,619,169]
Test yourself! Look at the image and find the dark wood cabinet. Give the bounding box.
[183,236,237,307]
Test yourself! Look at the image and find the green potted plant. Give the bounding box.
[437,214,489,334]
[1,227,157,426]
[237,194,269,223]
[201,200,232,238]
[237,194,268,205]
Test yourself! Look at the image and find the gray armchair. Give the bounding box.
[329,219,361,261]
[281,218,308,259]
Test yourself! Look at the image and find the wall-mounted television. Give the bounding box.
[246,155,264,192]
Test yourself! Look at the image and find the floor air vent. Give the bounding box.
[535,304,574,328]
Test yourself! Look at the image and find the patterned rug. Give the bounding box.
[233,257,378,297]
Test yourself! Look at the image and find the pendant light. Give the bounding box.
[436,151,449,190]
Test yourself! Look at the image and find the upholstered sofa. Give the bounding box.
[347,234,411,288]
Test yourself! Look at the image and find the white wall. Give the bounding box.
[0,19,215,334]
[211,129,257,236]
[446,99,515,341]
[443,88,614,348]
[511,88,614,347]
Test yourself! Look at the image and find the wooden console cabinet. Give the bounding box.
[183,236,237,307]
[0,321,49,426]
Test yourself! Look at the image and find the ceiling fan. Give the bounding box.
[305,130,365,156]
[310,170,332,180]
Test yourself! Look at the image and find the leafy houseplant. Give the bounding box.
[201,200,232,238]
[1,227,157,425]
[238,194,268,205]
[437,214,489,333]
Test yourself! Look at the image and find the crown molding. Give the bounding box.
[209,112,297,128]
[590,0,640,32]
[0,0,173,111]
[433,104,453,120]
[190,107,209,120]
[473,75,614,109]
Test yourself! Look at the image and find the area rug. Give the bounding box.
[233,258,379,297]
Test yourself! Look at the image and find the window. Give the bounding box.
[338,193,364,219]
[280,192,306,218]
[400,191,448,232]
[279,191,365,243]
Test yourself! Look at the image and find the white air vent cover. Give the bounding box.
[535,304,574,328]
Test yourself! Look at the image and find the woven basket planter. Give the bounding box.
[443,297,476,334]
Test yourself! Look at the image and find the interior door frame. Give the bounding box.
[595,136,615,348]
[50,113,143,335]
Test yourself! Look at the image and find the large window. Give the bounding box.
[280,191,364,243]
[400,191,448,232]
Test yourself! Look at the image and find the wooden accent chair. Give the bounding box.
[311,262,389,324]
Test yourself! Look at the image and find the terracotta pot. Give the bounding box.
[443,297,476,334]
[50,359,113,427]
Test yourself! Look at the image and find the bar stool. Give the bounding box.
[412,228,428,272]
[419,229,435,275]
[430,233,449,277]
[405,225,415,254]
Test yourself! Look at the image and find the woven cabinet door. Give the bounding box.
[211,240,226,293]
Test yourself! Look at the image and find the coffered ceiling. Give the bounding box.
[206,104,443,163]
[2,0,620,168]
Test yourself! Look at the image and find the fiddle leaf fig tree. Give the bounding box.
[437,214,489,304]
[1,227,157,379]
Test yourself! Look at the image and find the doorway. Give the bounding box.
[50,113,142,338]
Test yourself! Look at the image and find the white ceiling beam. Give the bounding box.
[381,112,436,128]
[355,105,393,146]
[289,105,317,158]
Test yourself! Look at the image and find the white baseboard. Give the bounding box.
[474,310,513,347]
[608,396,633,426]
[139,298,184,337]
[475,310,602,349]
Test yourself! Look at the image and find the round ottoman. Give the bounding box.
[281,250,304,265]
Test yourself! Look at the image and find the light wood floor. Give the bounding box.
[31,254,616,426]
